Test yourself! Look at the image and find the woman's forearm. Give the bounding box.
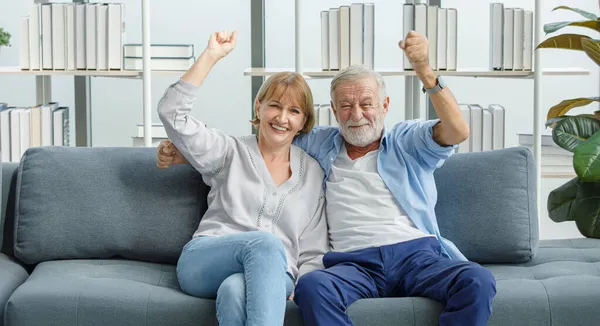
[181,50,220,87]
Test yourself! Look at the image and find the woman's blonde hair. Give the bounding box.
[250,72,315,134]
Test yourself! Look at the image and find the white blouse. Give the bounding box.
[157,79,328,280]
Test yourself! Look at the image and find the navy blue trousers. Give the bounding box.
[294,237,496,326]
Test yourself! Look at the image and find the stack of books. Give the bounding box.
[20,2,125,71]
[518,133,575,176]
[403,3,458,71]
[320,3,375,71]
[457,104,505,153]
[123,44,195,71]
[0,102,70,162]
[490,3,534,71]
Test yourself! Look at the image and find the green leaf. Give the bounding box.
[552,6,599,20]
[544,20,600,34]
[572,181,600,238]
[547,177,580,222]
[574,131,600,181]
[581,38,600,66]
[546,97,600,119]
[552,116,600,152]
[536,34,591,50]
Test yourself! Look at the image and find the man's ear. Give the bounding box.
[382,96,390,116]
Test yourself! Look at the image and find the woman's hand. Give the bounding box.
[183,30,237,86]
[204,30,237,62]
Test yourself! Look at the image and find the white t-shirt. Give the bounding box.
[326,145,433,253]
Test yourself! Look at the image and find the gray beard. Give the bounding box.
[341,115,384,147]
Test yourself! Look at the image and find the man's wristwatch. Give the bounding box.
[422,76,445,95]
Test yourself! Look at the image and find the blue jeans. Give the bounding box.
[294,237,496,326]
[176,231,294,326]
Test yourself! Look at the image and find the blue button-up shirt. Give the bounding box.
[293,119,467,261]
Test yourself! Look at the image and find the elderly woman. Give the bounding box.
[156,30,328,326]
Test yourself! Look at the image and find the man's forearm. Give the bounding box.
[415,64,469,146]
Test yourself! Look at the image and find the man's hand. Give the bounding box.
[157,140,188,169]
[399,31,437,88]
[288,291,294,301]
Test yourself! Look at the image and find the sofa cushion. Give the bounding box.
[435,147,538,263]
[5,259,217,326]
[13,147,209,265]
[0,253,28,326]
[484,238,600,326]
[288,238,600,326]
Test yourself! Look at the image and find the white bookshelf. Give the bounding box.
[244,67,590,78]
[0,66,186,77]
[244,0,585,209]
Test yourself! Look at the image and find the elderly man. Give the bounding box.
[157,31,496,326]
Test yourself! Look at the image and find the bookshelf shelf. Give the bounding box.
[0,66,187,77]
[243,67,591,78]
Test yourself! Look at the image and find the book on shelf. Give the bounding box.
[123,44,194,58]
[339,6,350,70]
[20,17,30,70]
[446,9,458,71]
[320,11,330,71]
[503,8,514,70]
[52,3,67,70]
[437,8,448,70]
[427,5,438,70]
[327,8,340,71]
[349,4,364,66]
[488,104,505,150]
[363,4,375,70]
[321,4,374,71]
[489,3,533,71]
[403,4,415,70]
[0,101,70,162]
[20,2,126,71]
[65,4,75,70]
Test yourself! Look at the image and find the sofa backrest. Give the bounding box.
[4,146,539,266]
[7,147,209,265]
[435,146,539,263]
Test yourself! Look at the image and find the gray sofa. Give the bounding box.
[0,146,598,326]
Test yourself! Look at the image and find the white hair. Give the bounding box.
[330,65,387,105]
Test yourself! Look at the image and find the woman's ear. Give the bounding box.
[254,99,261,118]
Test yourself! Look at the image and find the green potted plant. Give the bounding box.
[536,4,600,238]
[0,27,11,52]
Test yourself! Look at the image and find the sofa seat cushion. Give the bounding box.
[4,259,218,326]
[482,238,600,326]
[288,239,600,326]
[0,253,28,326]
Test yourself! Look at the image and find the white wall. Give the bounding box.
[0,0,598,240]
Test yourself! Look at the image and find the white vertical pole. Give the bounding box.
[142,0,152,147]
[533,0,542,211]
[295,0,302,74]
